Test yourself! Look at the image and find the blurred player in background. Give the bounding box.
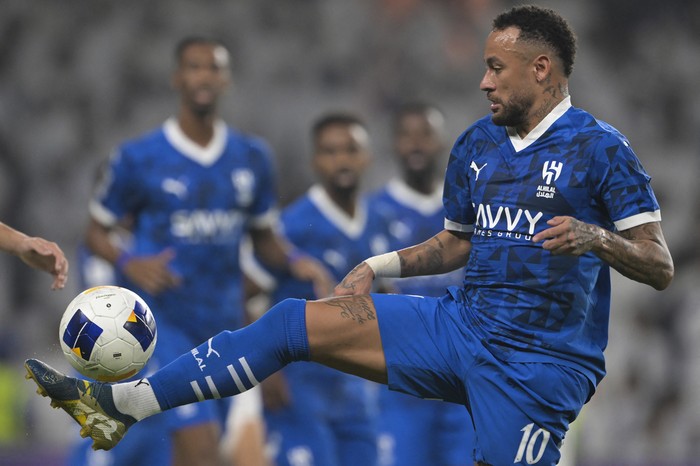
[0,221,68,290]
[243,113,390,466]
[74,36,332,466]
[370,102,473,466]
[27,6,674,465]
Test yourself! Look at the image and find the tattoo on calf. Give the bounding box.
[328,296,376,325]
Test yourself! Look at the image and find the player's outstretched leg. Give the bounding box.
[24,359,135,450]
[26,298,309,451]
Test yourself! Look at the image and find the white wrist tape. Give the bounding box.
[364,251,401,278]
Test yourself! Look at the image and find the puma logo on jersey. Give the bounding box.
[162,178,188,199]
[470,161,487,181]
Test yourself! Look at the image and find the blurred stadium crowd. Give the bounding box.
[0,0,699,465]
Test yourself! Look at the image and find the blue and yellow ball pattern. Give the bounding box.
[59,286,157,382]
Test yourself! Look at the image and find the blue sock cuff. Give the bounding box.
[284,298,310,361]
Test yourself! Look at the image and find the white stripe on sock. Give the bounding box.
[205,376,221,399]
[227,364,246,392]
[190,381,205,401]
[239,357,259,385]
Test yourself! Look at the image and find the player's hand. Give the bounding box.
[289,255,335,299]
[532,216,601,256]
[17,236,69,290]
[260,371,291,411]
[121,248,182,295]
[333,261,374,296]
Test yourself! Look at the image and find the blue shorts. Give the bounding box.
[372,292,592,466]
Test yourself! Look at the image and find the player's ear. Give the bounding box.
[533,54,552,83]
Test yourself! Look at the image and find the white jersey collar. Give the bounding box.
[308,184,367,239]
[386,178,443,216]
[508,96,572,153]
[163,117,227,166]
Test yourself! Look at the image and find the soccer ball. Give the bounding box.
[59,286,157,382]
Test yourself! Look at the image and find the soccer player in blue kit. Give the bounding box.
[371,103,474,466]
[27,6,674,465]
[247,113,390,466]
[69,36,332,466]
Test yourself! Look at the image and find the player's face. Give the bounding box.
[173,43,230,115]
[394,111,444,175]
[313,123,371,193]
[480,27,537,128]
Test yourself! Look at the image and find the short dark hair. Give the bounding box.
[493,5,577,77]
[391,102,444,135]
[174,36,227,64]
[311,113,367,143]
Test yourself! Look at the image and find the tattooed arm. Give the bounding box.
[334,229,472,296]
[532,216,674,290]
[396,229,472,277]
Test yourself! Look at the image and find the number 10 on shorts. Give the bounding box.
[514,423,551,464]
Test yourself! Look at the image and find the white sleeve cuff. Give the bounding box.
[444,219,474,233]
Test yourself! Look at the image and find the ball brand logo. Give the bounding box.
[541,161,563,185]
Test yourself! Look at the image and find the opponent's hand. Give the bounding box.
[121,248,182,295]
[289,255,335,299]
[17,236,69,290]
[532,216,602,256]
[333,261,375,296]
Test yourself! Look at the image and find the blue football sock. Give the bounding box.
[148,298,308,410]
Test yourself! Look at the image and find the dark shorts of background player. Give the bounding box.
[371,290,593,466]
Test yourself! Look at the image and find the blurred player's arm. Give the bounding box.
[85,217,181,294]
[249,225,334,298]
[0,221,68,290]
[335,229,472,296]
[532,217,673,290]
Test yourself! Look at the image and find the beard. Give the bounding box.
[490,92,533,128]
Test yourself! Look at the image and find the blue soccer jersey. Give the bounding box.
[371,178,463,297]
[273,185,391,299]
[253,185,391,466]
[90,118,278,342]
[442,97,660,384]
